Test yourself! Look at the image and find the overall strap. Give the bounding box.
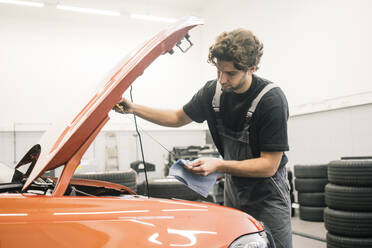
[212,81,222,112]
[212,80,278,117]
[246,83,278,118]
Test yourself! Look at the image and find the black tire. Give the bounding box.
[328,160,372,186]
[298,192,325,207]
[294,164,328,178]
[327,232,372,248]
[295,178,328,192]
[299,206,324,222]
[325,183,372,211]
[145,178,200,201]
[324,207,372,237]
[73,169,137,191]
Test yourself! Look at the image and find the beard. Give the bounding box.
[232,75,247,91]
[221,73,247,93]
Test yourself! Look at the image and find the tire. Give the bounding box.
[327,232,372,248]
[328,160,372,186]
[325,183,372,211]
[73,169,137,191]
[295,178,328,192]
[298,192,325,207]
[294,164,328,178]
[324,207,372,237]
[299,206,324,222]
[145,178,200,201]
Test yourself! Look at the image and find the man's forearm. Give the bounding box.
[132,104,191,127]
[218,152,282,178]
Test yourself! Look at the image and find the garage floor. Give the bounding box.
[291,212,327,248]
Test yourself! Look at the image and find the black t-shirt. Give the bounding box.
[183,74,289,168]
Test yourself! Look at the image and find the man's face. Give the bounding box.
[216,60,251,93]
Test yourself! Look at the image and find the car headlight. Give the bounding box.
[229,232,271,248]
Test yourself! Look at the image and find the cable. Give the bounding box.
[292,231,326,243]
[122,114,175,156]
[129,86,150,198]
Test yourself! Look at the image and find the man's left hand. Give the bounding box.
[185,157,222,176]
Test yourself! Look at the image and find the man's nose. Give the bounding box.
[218,72,228,84]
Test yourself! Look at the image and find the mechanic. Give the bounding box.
[114,28,292,248]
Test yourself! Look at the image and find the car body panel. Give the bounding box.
[0,194,263,247]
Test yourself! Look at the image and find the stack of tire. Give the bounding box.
[324,160,372,248]
[294,164,328,222]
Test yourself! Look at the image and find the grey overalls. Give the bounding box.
[212,82,292,248]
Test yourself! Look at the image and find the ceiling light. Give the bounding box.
[0,0,44,7]
[130,13,177,23]
[56,4,120,17]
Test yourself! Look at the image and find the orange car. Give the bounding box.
[0,16,274,247]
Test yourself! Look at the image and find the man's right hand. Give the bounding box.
[113,98,134,114]
[113,97,192,128]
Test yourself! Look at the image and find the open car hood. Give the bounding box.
[20,16,203,194]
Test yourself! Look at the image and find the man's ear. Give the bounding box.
[249,66,257,73]
[247,66,256,75]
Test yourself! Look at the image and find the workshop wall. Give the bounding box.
[2,0,371,126]
[0,1,203,130]
[200,0,372,110]
[287,103,372,169]
[0,128,206,179]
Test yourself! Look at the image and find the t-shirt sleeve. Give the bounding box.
[256,88,289,152]
[183,81,214,123]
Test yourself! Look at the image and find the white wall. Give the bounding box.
[0,1,203,129]
[200,0,372,109]
[287,103,372,169]
[2,0,372,126]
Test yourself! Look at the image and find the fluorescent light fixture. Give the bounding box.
[130,13,177,23]
[56,4,120,17]
[0,0,44,7]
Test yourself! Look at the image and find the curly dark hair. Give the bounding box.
[208,29,263,71]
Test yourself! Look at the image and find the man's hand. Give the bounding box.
[185,157,222,176]
[113,98,134,114]
[113,98,192,127]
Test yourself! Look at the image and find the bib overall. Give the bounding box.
[212,82,292,248]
